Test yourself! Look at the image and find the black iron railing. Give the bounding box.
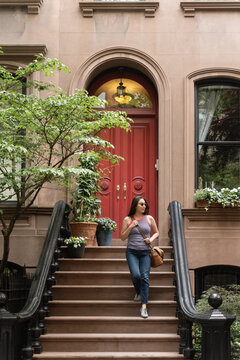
[168,200,235,360]
[0,200,71,360]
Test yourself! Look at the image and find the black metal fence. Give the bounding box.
[0,263,34,313]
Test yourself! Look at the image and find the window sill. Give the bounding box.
[180,1,240,17]
[0,44,47,57]
[0,0,43,14]
[79,1,159,18]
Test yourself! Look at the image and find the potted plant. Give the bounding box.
[70,153,101,246]
[64,236,87,258]
[194,187,240,210]
[96,217,117,246]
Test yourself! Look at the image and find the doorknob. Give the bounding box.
[123,183,127,200]
[116,185,120,200]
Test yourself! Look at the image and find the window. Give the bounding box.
[94,78,152,109]
[195,80,240,189]
[195,265,240,301]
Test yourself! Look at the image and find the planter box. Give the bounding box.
[196,201,240,208]
[196,201,222,208]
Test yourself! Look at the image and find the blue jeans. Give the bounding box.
[126,248,151,304]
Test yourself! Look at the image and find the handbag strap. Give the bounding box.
[136,224,147,239]
[131,216,153,248]
[135,221,153,250]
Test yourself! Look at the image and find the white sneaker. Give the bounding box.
[140,307,148,318]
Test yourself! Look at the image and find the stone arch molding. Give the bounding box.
[69,46,170,102]
[69,46,172,221]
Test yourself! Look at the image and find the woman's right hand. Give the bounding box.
[121,217,138,241]
[130,220,138,228]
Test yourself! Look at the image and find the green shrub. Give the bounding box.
[193,285,240,360]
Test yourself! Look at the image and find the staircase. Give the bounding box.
[33,241,184,360]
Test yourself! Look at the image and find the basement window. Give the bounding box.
[195,265,240,301]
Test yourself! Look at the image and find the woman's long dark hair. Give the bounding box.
[128,196,149,217]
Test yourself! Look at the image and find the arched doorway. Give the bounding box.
[88,68,158,238]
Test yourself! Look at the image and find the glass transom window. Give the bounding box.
[94,78,152,109]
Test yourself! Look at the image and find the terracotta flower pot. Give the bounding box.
[70,222,98,246]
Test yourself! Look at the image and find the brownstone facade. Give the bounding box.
[0,0,239,293]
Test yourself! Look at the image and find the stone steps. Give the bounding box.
[40,333,181,352]
[48,300,177,317]
[52,285,176,300]
[34,351,184,360]
[44,316,179,333]
[34,245,183,360]
[55,271,175,285]
[58,258,174,272]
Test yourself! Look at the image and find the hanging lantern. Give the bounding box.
[113,80,134,104]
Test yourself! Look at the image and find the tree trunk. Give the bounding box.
[0,232,10,287]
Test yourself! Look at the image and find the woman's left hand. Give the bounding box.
[144,238,151,244]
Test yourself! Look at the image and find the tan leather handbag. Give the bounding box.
[136,224,164,267]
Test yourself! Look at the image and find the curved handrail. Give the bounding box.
[168,200,235,323]
[17,200,70,320]
[169,200,236,359]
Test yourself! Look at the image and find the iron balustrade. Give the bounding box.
[0,200,71,360]
[168,200,235,360]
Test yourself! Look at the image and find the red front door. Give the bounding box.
[99,110,158,238]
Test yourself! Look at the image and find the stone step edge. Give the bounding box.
[61,245,173,250]
[59,258,174,262]
[40,333,180,340]
[55,271,174,275]
[33,351,184,359]
[49,300,177,305]
[52,285,175,289]
[45,316,178,322]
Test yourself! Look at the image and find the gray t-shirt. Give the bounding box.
[127,215,151,251]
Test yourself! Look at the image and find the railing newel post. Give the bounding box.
[0,292,17,360]
[201,294,235,360]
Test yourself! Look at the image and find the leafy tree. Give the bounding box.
[0,52,131,282]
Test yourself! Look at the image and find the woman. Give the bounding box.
[121,196,159,318]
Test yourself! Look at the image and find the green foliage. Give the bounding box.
[96,217,117,232]
[194,187,240,209]
[0,55,131,206]
[0,53,132,277]
[193,285,240,360]
[64,236,87,248]
[70,152,101,220]
[0,55,131,204]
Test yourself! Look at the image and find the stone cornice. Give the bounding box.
[0,44,48,57]
[79,1,159,18]
[0,206,53,217]
[0,0,43,14]
[180,1,240,17]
